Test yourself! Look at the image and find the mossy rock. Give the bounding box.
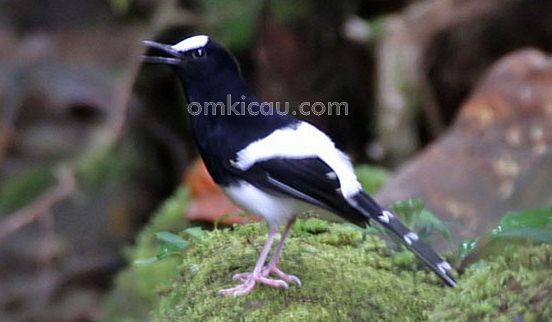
[429,244,552,321]
[105,215,447,321]
[151,219,447,321]
[104,188,552,321]
[104,187,191,322]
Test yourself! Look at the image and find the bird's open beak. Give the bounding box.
[142,40,182,65]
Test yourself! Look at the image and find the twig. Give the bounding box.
[0,124,15,162]
[0,78,24,164]
[0,166,76,241]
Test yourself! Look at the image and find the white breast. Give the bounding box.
[223,181,297,227]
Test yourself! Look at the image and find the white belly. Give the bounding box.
[223,181,297,227]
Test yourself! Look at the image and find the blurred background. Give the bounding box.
[0,0,551,321]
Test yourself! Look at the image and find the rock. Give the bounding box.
[106,215,449,321]
[104,188,552,321]
[376,49,552,246]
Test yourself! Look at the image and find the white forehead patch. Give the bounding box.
[171,35,209,52]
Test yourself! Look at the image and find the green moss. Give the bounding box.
[427,244,552,321]
[105,197,551,321]
[103,186,190,322]
[150,220,444,322]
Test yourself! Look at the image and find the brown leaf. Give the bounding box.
[184,159,259,225]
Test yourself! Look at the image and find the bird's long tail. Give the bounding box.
[350,192,457,287]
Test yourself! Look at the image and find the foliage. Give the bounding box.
[459,206,552,266]
[76,143,139,190]
[108,0,131,15]
[103,186,190,322]
[0,166,54,214]
[270,0,310,23]
[492,207,552,242]
[134,228,208,265]
[354,164,391,194]
[390,198,452,246]
[202,0,264,51]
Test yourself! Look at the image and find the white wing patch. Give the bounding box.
[233,122,361,198]
[172,35,209,52]
[325,171,337,180]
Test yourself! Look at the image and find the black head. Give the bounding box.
[143,35,241,84]
[142,35,296,170]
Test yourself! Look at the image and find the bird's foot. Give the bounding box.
[262,265,302,286]
[233,265,301,286]
[219,272,289,297]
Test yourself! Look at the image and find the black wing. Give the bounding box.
[239,157,369,226]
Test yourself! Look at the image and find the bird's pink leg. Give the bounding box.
[219,226,288,297]
[234,218,301,286]
[262,218,301,286]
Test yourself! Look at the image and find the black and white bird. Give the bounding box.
[143,35,456,296]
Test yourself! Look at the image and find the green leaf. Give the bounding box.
[133,228,190,265]
[459,238,478,259]
[133,257,159,266]
[490,207,552,243]
[391,198,423,228]
[459,206,552,266]
[493,228,552,243]
[183,227,205,239]
[391,198,425,216]
[417,209,452,242]
[154,232,188,250]
[493,207,552,234]
[390,198,452,245]
[155,245,182,260]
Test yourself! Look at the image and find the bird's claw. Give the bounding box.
[232,266,301,286]
[285,274,302,286]
[232,272,249,281]
[263,266,302,286]
[220,272,289,296]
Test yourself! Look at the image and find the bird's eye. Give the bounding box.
[191,48,205,59]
